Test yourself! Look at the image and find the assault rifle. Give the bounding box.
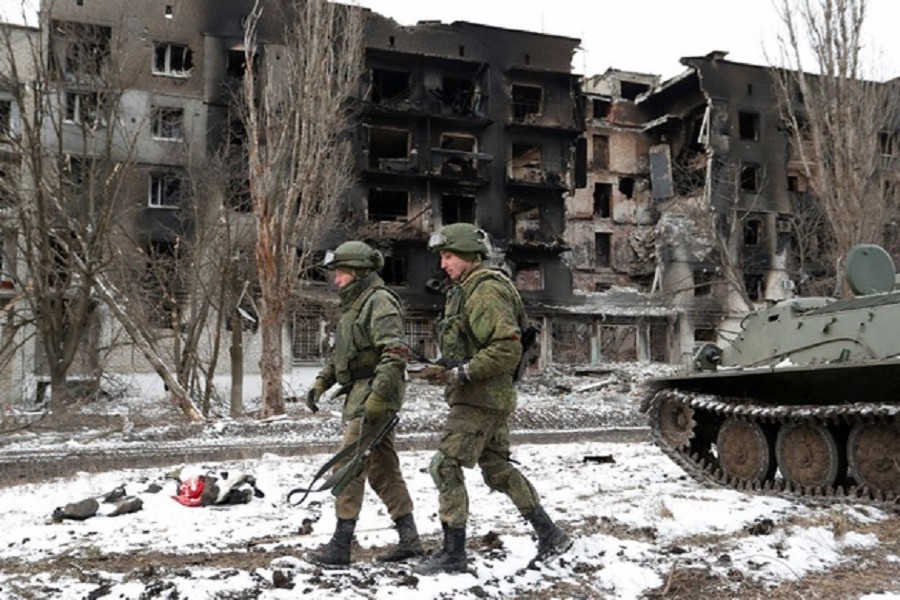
[286,414,400,506]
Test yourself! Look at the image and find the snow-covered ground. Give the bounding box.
[0,364,898,599]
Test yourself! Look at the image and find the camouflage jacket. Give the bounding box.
[316,272,408,422]
[438,263,525,413]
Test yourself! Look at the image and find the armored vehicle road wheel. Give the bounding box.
[716,417,776,484]
[655,394,695,450]
[847,419,900,495]
[776,421,843,490]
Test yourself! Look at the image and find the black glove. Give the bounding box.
[305,378,328,413]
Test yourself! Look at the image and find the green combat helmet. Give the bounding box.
[322,241,384,271]
[427,223,489,255]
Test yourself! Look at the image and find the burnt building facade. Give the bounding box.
[345,14,585,360]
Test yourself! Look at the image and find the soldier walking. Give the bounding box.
[418,223,572,574]
[304,241,423,566]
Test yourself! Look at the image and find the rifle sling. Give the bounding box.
[286,414,399,506]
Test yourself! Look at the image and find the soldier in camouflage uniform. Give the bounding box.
[304,241,423,566]
[417,223,572,575]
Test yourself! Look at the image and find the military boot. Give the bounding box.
[524,505,572,566]
[307,518,356,567]
[415,523,466,574]
[376,513,425,562]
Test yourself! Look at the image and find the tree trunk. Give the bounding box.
[259,305,285,418]
[230,312,244,418]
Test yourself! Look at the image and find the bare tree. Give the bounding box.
[0,13,135,413]
[771,0,900,287]
[240,0,364,417]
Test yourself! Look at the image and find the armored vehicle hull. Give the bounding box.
[644,245,900,508]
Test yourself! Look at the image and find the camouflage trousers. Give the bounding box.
[432,404,540,529]
[333,416,415,521]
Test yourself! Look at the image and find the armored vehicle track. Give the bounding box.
[645,389,900,510]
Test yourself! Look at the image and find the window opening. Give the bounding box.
[149,172,183,207]
[292,315,323,361]
[511,84,542,121]
[595,232,611,267]
[367,188,408,221]
[368,126,410,170]
[740,164,760,192]
[593,183,611,218]
[592,98,611,120]
[381,254,407,286]
[65,91,101,127]
[441,194,475,224]
[406,318,436,360]
[620,81,649,100]
[738,111,760,141]
[151,107,184,140]
[744,219,762,246]
[514,261,543,291]
[371,68,410,104]
[510,143,543,182]
[153,42,193,77]
[618,177,634,199]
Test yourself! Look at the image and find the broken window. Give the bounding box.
[51,21,111,80]
[441,194,475,224]
[551,320,590,363]
[694,268,713,296]
[226,49,247,79]
[595,233,611,268]
[592,98,611,120]
[592,135,609,169]
[438,75,480,115]
[0,100,10,137]
[511,84,542,122]
[292,315,324,361]
[64,91,102,127]
[694,327,717,343]
[153,42,193,77]
[406,318,437,361]
[514,261,543,291]
[740,164,760,192]
[381,254,407,286]
[149,172,183,208]
[738,111,760,141]
[743,219,762,246]
[593,183,611,218]
[620,81,649,100]
[368,126,410,171]
[371,68,410,104]
[151,107,184,141]
[787,169,808,193]
[367,188,408,221]
[513,206,542,243]
[437,134,478,179]
[509,143,543,182]
[601,324,637,362]
[618,177,634,199]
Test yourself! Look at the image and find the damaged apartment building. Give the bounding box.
[340,13,611,367]
[567,51,900,363]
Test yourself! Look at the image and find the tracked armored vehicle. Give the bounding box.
[643,244,900,508]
